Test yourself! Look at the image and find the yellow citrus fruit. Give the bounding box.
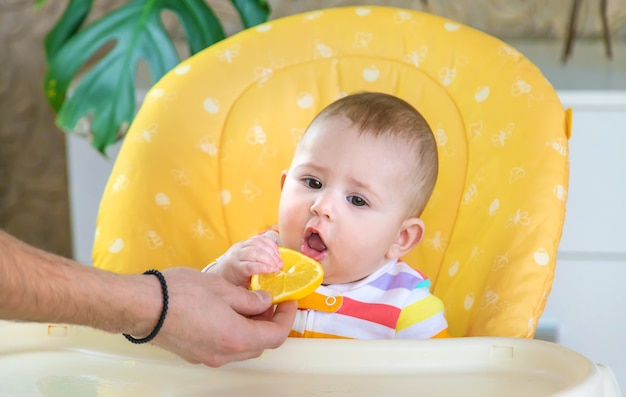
[250,247,324,303]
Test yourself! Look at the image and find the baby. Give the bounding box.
[206,92,448,339]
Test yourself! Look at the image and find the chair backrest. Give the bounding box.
[93,6,570,338]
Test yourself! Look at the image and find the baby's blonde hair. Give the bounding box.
[307,92,438,217]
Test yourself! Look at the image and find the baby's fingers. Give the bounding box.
[247,236,283,272]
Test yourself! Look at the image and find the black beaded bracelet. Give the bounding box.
[123,269,169,344]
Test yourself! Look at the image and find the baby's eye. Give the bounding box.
[347,196,367,207]
[304,178,322,189]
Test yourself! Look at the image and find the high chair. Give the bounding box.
[93,5,571,339]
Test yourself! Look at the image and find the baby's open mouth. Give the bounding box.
[301,231,327,262]
[306,232,327,252]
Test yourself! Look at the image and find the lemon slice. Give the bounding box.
[250,247,324,303]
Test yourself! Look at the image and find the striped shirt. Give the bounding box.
[290,259,448,339]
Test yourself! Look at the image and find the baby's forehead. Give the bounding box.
[299,129,414,171]
[299,128,416,167]
[304,115,410,144]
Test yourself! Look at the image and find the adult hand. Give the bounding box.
[152,267,297,367]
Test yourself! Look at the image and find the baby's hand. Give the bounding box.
[204,234,283,287]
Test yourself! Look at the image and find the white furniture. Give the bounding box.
[542,91,626,393]
[0,321,620,396]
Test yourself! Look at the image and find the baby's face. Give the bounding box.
[278,115,415,284]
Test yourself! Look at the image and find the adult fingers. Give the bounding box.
[248,300,297,348]
[249,306,276,321]
[199,302,296,367]
[273,300,298,329]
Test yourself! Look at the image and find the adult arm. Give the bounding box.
[0,230,297,366]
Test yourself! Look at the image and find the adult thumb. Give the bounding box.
[228,287,273,317]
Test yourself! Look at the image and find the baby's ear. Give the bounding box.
[280,170,288,190]
[387,218,425,259]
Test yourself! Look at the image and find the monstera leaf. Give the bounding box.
[44,0,270,154]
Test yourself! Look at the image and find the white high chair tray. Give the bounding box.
[0,321,620,397]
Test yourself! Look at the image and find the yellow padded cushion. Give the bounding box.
[93,6,570,338]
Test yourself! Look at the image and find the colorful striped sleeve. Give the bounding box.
[395,290,448,339]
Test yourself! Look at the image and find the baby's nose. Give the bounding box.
[310,194,334,220]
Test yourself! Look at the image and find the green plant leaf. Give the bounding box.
[231,0,270,27]
[44,0,270,154]
[44,0,93,59]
